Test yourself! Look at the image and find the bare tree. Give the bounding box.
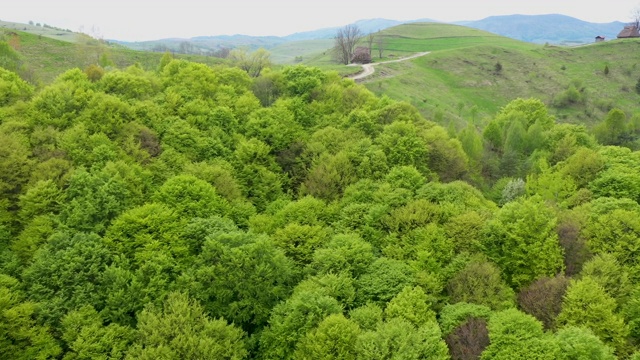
[366,32,375,54]
[374,30,386,59]
[632,6,640,28]
[333,24,363,65]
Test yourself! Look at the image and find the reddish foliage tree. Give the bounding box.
[517,275,570,330]
[445,317,490,360]
[557,218,590,276]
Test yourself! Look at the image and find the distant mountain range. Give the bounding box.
[456,14,626,44]
[111,14,628,53]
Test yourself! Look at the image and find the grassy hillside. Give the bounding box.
[2,28,225,84]
[342,23,640,129]
[0,20,77,43]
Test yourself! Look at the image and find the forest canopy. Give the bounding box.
[1,53,640,359]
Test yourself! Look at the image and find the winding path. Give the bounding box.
[347,51,431,81]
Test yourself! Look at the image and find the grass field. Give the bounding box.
[0,20,78,43]
[3,28,225,84]
[324,23,640,129]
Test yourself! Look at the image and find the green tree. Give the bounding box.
[482,195,564,288]
[438,302,492,336]
[355,318,449,360]
[22,231,112,325]
[293,314,361,360]
[183,234,298,333]
[127,292,247,359]
[0,276,61,360]
[375,121,429,174]
[384,286,436,327]
[447,258,516,310]
[481,308,560,360]
[229,48,272,77]
[153,174,229,219]
[61,305,134,360]
[595,108,629,145]
[0,67,33,105]
[356,257,415,306]
[555,326,615,360]
[308,233,376,278]
[557,277,629,355]
[258,289,342,359]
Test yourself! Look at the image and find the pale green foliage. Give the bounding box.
[355,318,449,360]
[555,326,615,360]
[581,253,632,308]
[100,69,157,100]
[17,179,64,223]
[438,302,492,335]
[281,65,326,98]
[582,207,640,279]
[272,223,328,266]
[229,48,271,77]
[295,273,357,308]
[62,305,134,360]
[127,292,247,359]
[294,314,361,360]
[482,195,564,288]
[526,160,576,205]
[375,121,429,174]
[384,286,436,327]
[0,66,33,105]
[557,277,629,355]
[0,277,61,360]
[154,174,228,218]
[624,285,640,341]
[258,289,342,359]
[594,108,630,145]
[349,303,383,331]
[104,202,186,262]
[308,233,376,278]
[558,147,604,188]
[481,308,560,360]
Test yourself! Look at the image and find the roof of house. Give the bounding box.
[617,25,640,38]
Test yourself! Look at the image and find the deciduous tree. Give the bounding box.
[333,24,363,65]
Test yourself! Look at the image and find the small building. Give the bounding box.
[595,35,605,42]
[351,47,371,64]
[617,25,640,38]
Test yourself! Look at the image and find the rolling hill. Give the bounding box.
[0,27,225,84]
[335,22,640,130]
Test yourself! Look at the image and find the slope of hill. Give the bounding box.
[1,28,225,84]
[349,22,640,129]
[0,20,77,43]
[457,14,626,45]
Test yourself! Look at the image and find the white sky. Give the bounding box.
[3,0,639,41]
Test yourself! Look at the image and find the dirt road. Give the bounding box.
[347,51,430,81]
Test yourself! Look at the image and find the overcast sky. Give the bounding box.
[4,0,640,41]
